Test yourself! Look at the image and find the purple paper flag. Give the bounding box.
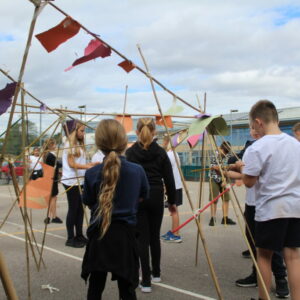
[171,133,180,147]
[195,113,211,119]
[63,119,78,136]
[0,82,17,115]
[40,103,47,112]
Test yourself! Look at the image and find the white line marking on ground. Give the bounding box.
[0,230,82,261]
[1,230,217,300]
[153,282,216,300]
[2,220,66,239]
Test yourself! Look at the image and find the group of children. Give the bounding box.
[29,99,300,300]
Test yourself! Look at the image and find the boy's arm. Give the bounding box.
[242,174,258,188]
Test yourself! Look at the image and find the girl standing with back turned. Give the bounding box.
[81,119,149,300]
[126,118,176,293]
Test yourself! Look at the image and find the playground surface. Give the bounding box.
[0,182,280,300]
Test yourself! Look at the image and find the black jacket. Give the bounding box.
[126,141,176,205]
[228,140,255,164]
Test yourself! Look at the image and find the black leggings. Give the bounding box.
[137,186,164,286]
[63,184,84,239]
[244,204,287,279]
[88,271,137,300]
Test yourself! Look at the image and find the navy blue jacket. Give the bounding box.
[82,156,149,230]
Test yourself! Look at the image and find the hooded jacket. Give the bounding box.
[126,141,176,205]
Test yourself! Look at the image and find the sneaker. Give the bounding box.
[151,276,161,283]
[76,235,88,244]
[44,217,51,224]
[51,217,63,224]
[161,231,171,239]
[221,217,236,225]
[161,231,182,243]
[209,217,216,226]
[275,278,289,298]
[65,238,85,248]
[242,249,251,258]
[139,285,152,293]
[236,273,257,287]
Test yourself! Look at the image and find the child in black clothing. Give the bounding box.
[126,118,176,292]
[43,138,63,224]
[81,119,149,300]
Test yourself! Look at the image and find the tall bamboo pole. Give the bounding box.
[21,85,31,300]
[0,3,41,167]
[137,44,223,300]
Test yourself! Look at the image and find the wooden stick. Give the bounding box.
[46,1,202,114]
[0,68,94,130]
[137,44,223,300]
[0,251,19,300]
[121,85,128,125]
[21,84,32,300]
[0,4,41,170]
[208,134,271,300]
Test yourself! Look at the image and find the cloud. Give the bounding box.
[0,0,300,135]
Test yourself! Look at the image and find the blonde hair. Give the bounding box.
[43,138,56,162]
[67,123,85,157]
[95,119,128,238]
[136,118,155,150]
[292,122,300,132]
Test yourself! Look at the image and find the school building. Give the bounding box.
[85,107,300,180]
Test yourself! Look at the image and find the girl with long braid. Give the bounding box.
[81,119,149,300]
[126,118,176,293]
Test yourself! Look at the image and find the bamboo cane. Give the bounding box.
[137,44,223,300]
[0,251,19,300]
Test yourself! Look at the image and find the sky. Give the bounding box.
[1,0,300,133]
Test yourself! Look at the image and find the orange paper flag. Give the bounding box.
[115,115,133,133]
[36,17,81,53]
[155,115,173,128]
[118,60,135,73]
[19,163,55,209]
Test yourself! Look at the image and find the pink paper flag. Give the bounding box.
[187,134,203,149]
[65,39,111,71]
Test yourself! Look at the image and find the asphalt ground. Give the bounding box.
[0,182,282,300]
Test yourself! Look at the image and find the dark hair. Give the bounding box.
[220,141,231,154]
[249,100,278,124]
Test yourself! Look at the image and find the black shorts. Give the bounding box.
[175,189,183,206]
[255,218,300,252]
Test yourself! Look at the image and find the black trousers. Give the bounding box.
[137,186,164,286]
[87,271,137,300]
[244,204,287,279]
[63,184,84,240]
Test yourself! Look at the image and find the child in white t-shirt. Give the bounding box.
[161,135,183,243]
[239,100,300,300]
[91,150,105,164]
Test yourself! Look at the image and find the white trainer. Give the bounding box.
[140,285,152,293]
[151,276,162,283]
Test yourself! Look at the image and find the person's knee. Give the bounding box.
[283,247,300,261]
[257,248,273,259]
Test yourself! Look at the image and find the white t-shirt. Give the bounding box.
[62,142,86,186]
[242,147,256,206]
[167,150,183,190]
[91,150,105,163]
[243,133,300,221]
[29,155,42,170]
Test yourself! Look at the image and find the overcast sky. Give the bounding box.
[1,0,300,133]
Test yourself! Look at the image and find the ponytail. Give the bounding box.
[98,151,121,238]
[137,118,156,150]
[95,119,127,238]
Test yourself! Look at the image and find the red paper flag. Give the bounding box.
[35,17,81,53]
[65,39,111,71]
[19,163,55,209]
[115,115,133,133]
[118,60,135,73]
[155,115,173,128]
